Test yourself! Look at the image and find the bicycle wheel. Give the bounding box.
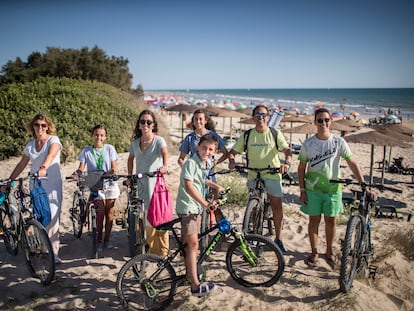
[242,199,264,236]
[22,219,55,285]
[339,215,363,293]
[127,209,143,257]
[264,201,274,236]
[116,253,177,311]
[200,208,214,253]
[0,207,19,255]
[71,192,84,238]
[226,234,284,287]
[91,206,98,259]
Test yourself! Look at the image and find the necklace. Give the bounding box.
[141,136,153,144]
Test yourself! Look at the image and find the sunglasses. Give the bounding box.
[34,123,48,128]
[254,113,268,118]
[139,120,153,126]
[317,118,331,124]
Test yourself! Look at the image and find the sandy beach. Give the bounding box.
[1,112,414,311]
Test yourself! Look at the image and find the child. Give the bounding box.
[75,124,120,251]
[176,134,223,296]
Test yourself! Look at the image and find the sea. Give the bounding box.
[157,88,414,120]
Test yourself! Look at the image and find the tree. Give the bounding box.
[0,46,134,91]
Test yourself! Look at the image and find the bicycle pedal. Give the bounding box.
[368,265,378,279]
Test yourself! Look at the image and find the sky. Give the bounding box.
[1,0,414,90]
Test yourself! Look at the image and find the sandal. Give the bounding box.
[305,255,318,267]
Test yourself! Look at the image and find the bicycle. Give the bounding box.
[116,172,157,257]
[66,171,109,259]
[116,189,285,311]
[199,169,233,254]
[234,165,280,237]
[330,179,402,293]
[0,174,55,285]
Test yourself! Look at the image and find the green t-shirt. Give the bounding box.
[232,128,288,180]
[298,134,352,193]
[176,153,207,215]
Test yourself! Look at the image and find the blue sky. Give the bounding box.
[1,0,413,89]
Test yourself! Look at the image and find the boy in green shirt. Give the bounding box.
[176,134,223,296]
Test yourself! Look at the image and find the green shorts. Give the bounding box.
[247,178,283,198]
[300,191,343,217]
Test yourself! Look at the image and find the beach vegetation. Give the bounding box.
[388,228,414,260]
[0,77,159,161]
[0,46,133,91]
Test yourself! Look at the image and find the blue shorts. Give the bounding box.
[247,178,283,198]
[300,191,343,217]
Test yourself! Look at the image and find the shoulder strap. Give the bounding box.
[243,129,252,167]
[243,128,279,167]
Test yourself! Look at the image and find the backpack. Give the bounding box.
[30,179,51,227]
[243,127,279,167]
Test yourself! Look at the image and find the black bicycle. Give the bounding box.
[235,166,280,236]
[0,174,55,285]
[330,179,402,293]
[116,172,157,257]
[116,189,285,311]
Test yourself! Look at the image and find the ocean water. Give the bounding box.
[161,88,414,120]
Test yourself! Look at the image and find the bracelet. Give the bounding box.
[40,165,47,169]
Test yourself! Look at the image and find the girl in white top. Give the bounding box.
[9,114,63,264]
[76,124,120,251]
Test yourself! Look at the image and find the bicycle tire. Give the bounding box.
[200,208,213,253]
[0,207,19,255]
[71,192,84,238]
[226,233,284,287]
[22,219,55,285]
[91,205,98,259]
[264,200,274,236]
[339,215,363,293]
[116,253,177,311]
[242,199,264,236]
[127,209,138,257]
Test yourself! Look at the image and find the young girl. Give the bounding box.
[76,124,120,252]
[127,110,169,257]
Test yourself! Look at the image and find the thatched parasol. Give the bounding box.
[371,125,414,184]
[343,130,411,184]
[205,107,248,139]
[165,104,200,140]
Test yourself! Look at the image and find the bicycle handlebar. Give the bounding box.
[235,165,280,175]
[329,179,403,193]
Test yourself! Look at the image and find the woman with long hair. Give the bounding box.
[127,110,169,257]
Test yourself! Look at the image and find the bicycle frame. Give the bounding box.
[331,178,402,293]
[236,166,280,236]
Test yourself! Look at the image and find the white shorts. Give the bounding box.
[97,183,120,200]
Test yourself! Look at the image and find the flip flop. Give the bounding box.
[305,255,318,267]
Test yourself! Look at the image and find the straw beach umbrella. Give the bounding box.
[371,125,414,184]
[205,107,248,139]
[165,104,199,140]
[343,130,411,185]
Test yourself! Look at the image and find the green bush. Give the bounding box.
[0,77,146,161]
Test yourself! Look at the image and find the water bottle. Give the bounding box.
[268,109,285,129]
